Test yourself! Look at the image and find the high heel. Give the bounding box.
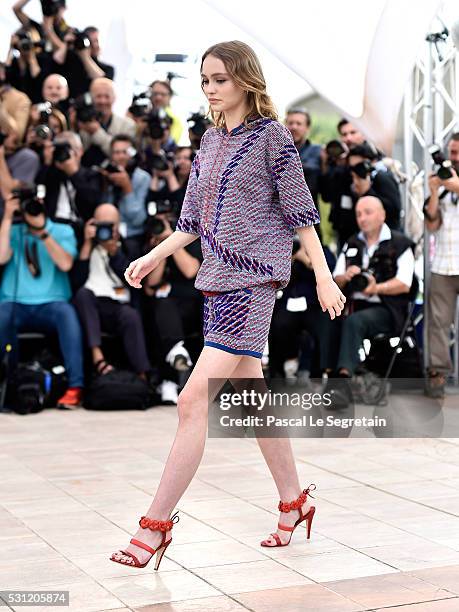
[110,510,179,570]
[260,484,316,547]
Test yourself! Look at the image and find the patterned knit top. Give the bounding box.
[176,116,320,291]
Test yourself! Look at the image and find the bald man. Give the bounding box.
[72,204,151,379]
[328,195,415,406]
[78,78,136,160]
[42,74,69,105]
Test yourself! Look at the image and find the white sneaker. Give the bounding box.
[165,341,192,371]
[160,380,178,405]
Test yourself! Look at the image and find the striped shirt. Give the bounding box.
[176,116,320,291]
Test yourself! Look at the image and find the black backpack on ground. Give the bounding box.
[83,369,151,410]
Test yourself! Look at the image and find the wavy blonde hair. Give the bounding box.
[200,41,278,129]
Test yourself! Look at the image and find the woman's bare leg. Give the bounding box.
[111,346,243,564]
[230,356,313,546]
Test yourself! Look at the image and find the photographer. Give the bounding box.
[0,61,31,142]
[135,105,177,173]
[149,80,183,145]
[78,78,136,166]
[285,108,321,204]
[83,27,114,82]
[35,131,102,225]
[329,196,415,404]
[72,204,151,379]
[0,117,40,218]
[424,133,459,398]
[269,237,337,381]
[148,146,195,211]
[5,27,53,104]
[0,189,84,409]
[41,73,69,109]
[102,135,150,259]
[143,211,203,400]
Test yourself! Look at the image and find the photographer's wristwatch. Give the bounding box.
[39,231,50,241]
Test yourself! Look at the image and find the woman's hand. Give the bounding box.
[124,251,160,288]
[316,275,346,320]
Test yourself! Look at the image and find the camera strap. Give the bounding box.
[24,237,41,278]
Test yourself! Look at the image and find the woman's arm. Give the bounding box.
[296,225,346,319]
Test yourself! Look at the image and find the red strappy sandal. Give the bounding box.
[110,511,179,571]
[260,484,316,547]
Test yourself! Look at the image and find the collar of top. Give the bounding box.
[220,114,266,136]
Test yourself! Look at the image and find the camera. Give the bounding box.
[187,112,210,138]
[146,199,177,235]
[325,139,348,162]
[349,159,373,179]
[347,268,375,293]
[0,131,7,146]
[73,93,100,123]
[128,92,152,118]
[11,184,46,217]
[52,141,72,163]
[67,29,90,51]
[99,160,120,174]
[146,108,172,139]
[14,29,45,52]
[429,144,453,180]
[40,0,65,17]
[34,102,53,140]
[92,221,114,242]
[150,150,174,172]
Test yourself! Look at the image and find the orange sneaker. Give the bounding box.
[57,387,83,410]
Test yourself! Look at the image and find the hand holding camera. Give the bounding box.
[343,265,362,283]
[4,194,21,220]
[106,167,132,193]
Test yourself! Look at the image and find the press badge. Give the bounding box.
[345,247,358,257]
[286,296,307,312]
[155,283,172,298]
[340,195,353,210]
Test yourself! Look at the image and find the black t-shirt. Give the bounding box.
[166,239,203,298]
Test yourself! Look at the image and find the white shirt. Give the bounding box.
[333,223,415,303]
[84,245,130,303]
[55,181,78,222]
[431,190,459,275]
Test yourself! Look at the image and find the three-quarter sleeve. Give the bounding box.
[176,148,202,236]
[267,121,320,230]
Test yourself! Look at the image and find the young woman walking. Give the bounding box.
[110,40,345,570]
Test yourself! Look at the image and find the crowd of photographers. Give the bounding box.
[1,0,458,412]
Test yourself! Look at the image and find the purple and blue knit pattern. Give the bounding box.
[177,117,320,292]
[203,283,277,358]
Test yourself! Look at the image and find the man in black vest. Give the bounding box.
[329,195,415,406]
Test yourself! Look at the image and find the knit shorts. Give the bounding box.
[201,282,278,359]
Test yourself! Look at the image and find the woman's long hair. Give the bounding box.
[201,41,278,129]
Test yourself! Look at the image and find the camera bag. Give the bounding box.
[84,368,151,410]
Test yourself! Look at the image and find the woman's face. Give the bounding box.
[201,55,246,115]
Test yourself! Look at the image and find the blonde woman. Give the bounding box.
[111,41,345,570]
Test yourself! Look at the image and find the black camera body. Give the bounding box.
[325,139,347,162]
[129,92,152,118]
[188,112,210,138]
[0,131,7,146]
[34,102,53,140]
[93,221,114,243]
[146,108,172,140]
[41,0,65,17]
[429,145,453,180]
[347,269,375,293]
[69,29,90,51]
[52,141,72,163]
[150,150,174,172]
[146,199,178,236]
[14,29,45,52]
[73,93,100,123]
[349,159,373,179]
[11,184,46,217]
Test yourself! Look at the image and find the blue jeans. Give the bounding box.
[0,301,84,388]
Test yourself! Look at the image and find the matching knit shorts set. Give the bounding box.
[176,117,320,360]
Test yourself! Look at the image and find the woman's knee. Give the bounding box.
[176,388,207,421]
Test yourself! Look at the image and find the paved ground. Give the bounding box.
[2,389,459,611]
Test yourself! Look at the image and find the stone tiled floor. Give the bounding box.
[2,392,459,611]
